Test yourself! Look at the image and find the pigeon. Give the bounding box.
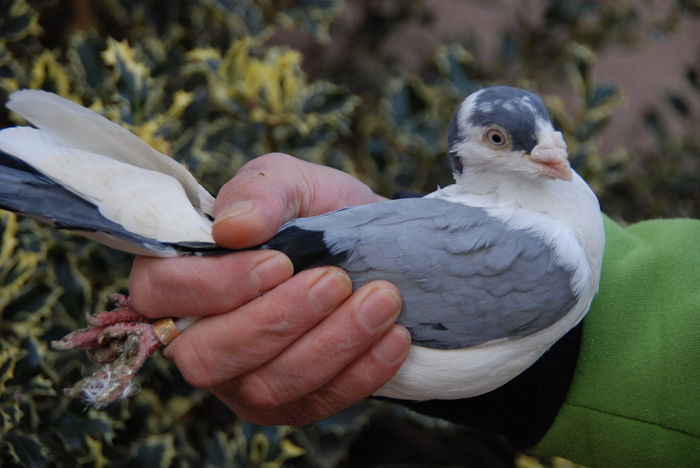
[0,86,605,407]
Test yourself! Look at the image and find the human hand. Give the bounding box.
[129,153,411,426]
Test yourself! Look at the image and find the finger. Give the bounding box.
[164,266,353,388]
[212,153,385,248]
[129,250,294,318]
[222,325,411,426]
[221,281,402,410]
[299,325,412,419]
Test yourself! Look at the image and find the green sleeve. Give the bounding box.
[534,217,700,466]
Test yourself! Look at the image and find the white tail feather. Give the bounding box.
[7,90,214,216]
[0,126,213,243]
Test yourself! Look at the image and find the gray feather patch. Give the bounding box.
[468,86,550,153]
[283,197,579,349]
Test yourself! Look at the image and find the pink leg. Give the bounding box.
[86,294,150,326]
[52,295,165,408]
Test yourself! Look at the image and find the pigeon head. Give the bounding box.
[447,86,572,185]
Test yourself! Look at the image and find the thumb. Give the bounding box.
[212,153,384,248]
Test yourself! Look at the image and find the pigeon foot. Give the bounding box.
[52,294,164,408]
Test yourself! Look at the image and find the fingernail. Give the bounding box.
[213,200,255,226]
[251,253,294,292]
[373,326,411,365]
[357,287,401,331]
[308,268,352,313]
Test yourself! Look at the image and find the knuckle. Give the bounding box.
[240,152,294,175]
[311,327,353,355]
[235,373,287,411]
[173,340,226,389]
[291,392,346,426]
[261,276,331,337]
[261,296,307,338]
[278,406,318,427]
[128,260,157,315]
[308,322,372,362]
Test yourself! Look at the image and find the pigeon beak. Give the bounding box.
[528,131,573,181]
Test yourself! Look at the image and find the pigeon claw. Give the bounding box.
[52,296,163,408]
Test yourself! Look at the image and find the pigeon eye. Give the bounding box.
[485,128,508,148]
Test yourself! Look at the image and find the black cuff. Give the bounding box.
[393,321,583,449]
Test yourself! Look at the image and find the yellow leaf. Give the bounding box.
[84,436,108,468]
[279,438,305,459]
[28,50,72,96]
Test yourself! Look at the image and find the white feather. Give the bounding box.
[6,90,214,216]
[0,127,213,244]
[375,291,595,400]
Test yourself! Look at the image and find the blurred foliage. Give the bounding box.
[0,0,698,466]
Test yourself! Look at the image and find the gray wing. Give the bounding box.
[264,197,580,349]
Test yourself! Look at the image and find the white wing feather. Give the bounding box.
[6,90,214,216]
[0,127,213,243]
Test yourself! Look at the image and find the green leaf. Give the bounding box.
[129,434,176,468]
[0,0,40,43]
[4,431,50,467]
[55,411,116,452]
